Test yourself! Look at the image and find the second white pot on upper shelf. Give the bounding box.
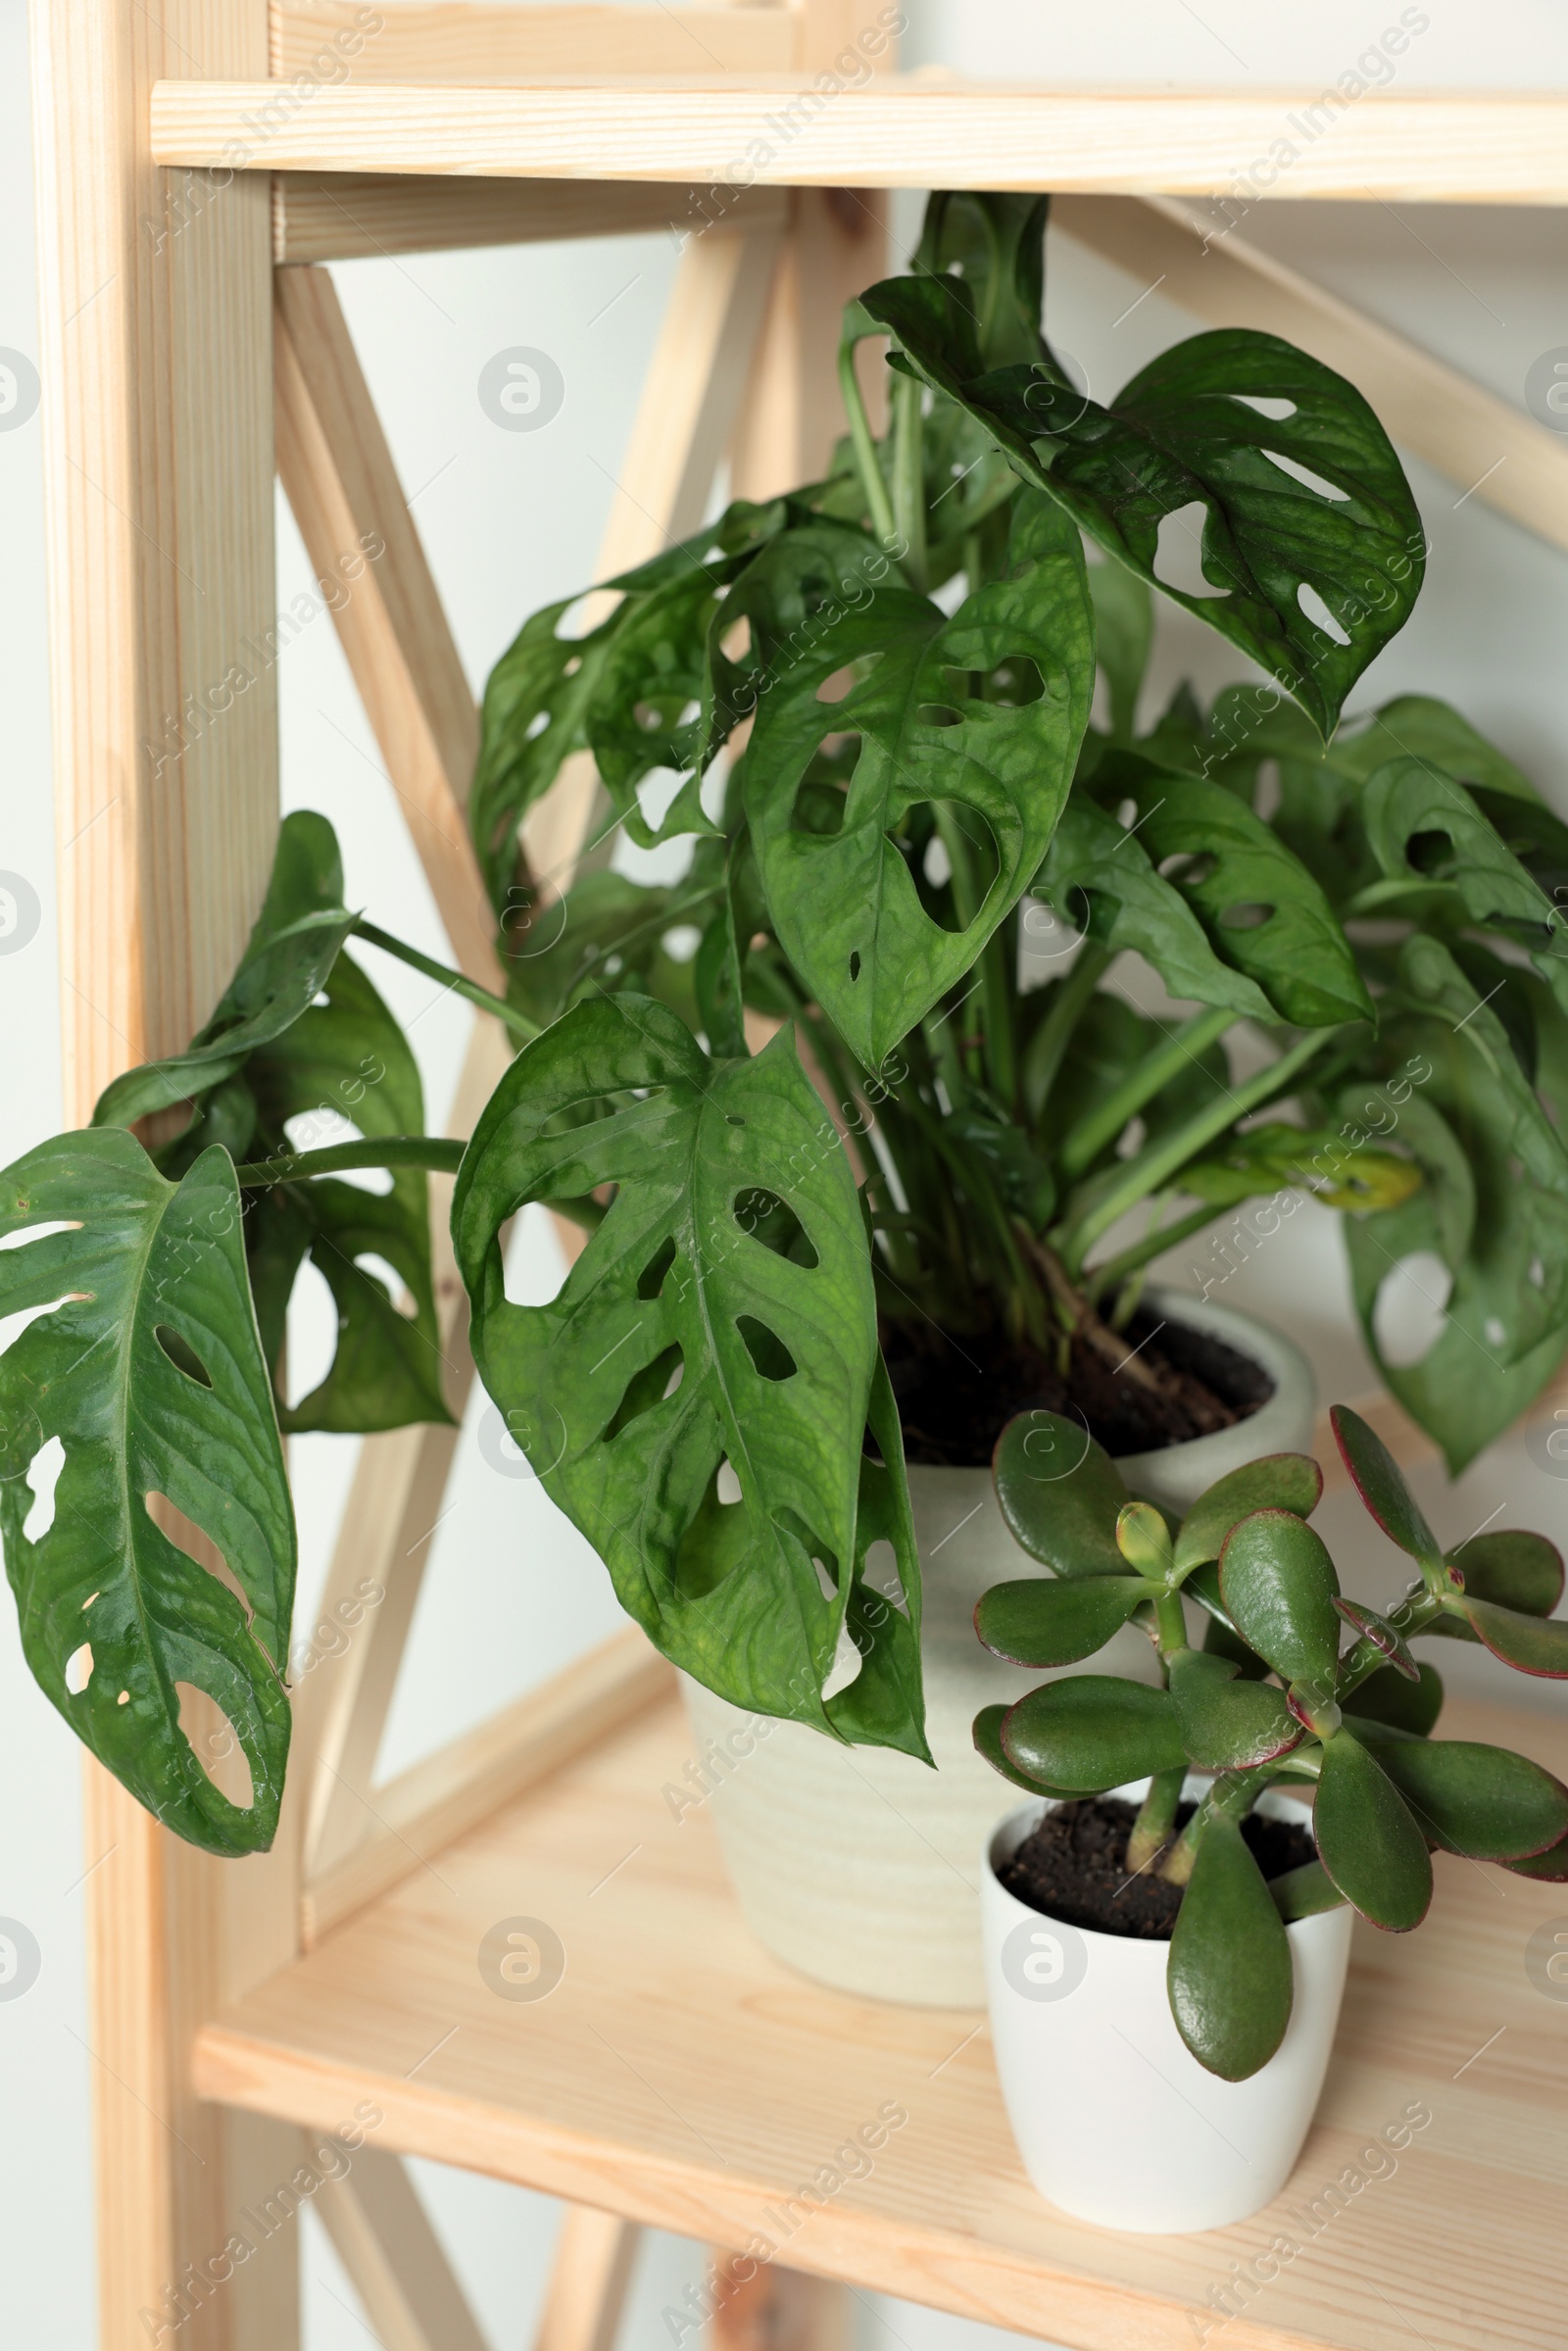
[680,1287,1317,2008]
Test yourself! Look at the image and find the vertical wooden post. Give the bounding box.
[31,4,300,2345]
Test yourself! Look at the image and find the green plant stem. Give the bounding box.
[1126,1766,1186,1876]
[1056,1004,1236,1183]
[1083,1194,1229,1303]
[1158,1766,1260,1888]
[354,918,542,1045]
[890,370,928,591]
[233,1137,466,1186]
[1060,1024,1339,1271]
[838,332,898,550]
[1022,944,1110,1122]
[1152,1592,1190,1663]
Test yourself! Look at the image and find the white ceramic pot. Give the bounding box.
[681,1291,1315,2008]
[984,1784,1351,2232]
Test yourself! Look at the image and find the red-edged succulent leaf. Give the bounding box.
[974,1575,1148,1667]
[1169,1648,1302,1771]
[1344,1719,1568,1859]
[1333,1596,1419,1681]
[972,1704,1080,1797]
[1446,1595,1568,1678]
[1330,1402,1443,1571]
[1505,1835,1568,1882]
[1172,1452,1322,1582]
[1219,1509,1342,1688]
[1314,1727,1433,1931]
[993,1409,1128,1579]
[1168,1811,1294,2082]
[1001,1675,1187,1793]
[1269,1858,1347,1921]
[1345,1659,1445,1737]
[1448,1531,1564,1617]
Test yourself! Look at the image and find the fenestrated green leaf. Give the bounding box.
[972,1703,1080,1796]
[1345,1658,1445,1737]
[1173,1452,1322,1581]
[825,1355,930,1758]
[1344,1718,1568,1859]
[1087,559,1152,745]
[1328,693,1542,807]
[1169,1648,1300,1771]
[975,1573,1148,1666]
[992,1409,1128,1579]
[1359,758,1558,943]
[1168,1810,1294,2081]
[0,1132,294,1856]
[1330,1402,1443,1570]
[859,272,1423,735]
[1001,1675,1186,1791]
[1087,763,1371,1029]
[737,492,1094,1067]
[451,994,924,1749]
[1445,1595,1568,1678]
[1219,1509,1342,1688]
[1314,1727,1432,1931]
[1032,792,1274,1020]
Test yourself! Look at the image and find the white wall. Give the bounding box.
[3,2,1567,2343]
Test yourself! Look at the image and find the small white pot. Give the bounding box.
[681,1292,1315,2009]
[983,1786,1351,2233]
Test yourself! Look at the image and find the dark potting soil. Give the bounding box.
[883,1306,1273,1469]
[998,1796,1316,1942]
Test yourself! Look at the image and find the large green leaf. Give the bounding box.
[992,1409,1128,1579]
[451,994,924,1752]
[1086,763,1371,1028]
[1345,1659,1445,1737]
[975,1573,1148,1666]
[1440,1531,1565,1630]
[736,493,1094,1067]
[1001,1676,1186,1791]
[1445,1595,1568,1678]
[1330,1402,1443,1571]
[1169,1649,1300,1771]
[1218,1509,1342,1689]
[1344,1720,1568,1859]
[1173,1453,1322,1581]
[1168,1810,1294,2081]
[972,1703,1079,1797]
[858,275,1423,735]
[0,1132,294,1855]
[1313,1728,1432,1931]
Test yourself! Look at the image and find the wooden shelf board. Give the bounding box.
[196,1689,1568,2351]
[153,79,1568,202]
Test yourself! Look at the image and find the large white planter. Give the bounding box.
[983,1787,1351,2232]
[681,1291,1315,2008]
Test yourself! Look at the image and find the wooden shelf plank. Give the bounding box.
[153,79,1568,201]
[272,171,786,263]
[195,1690,1568,2351]
[270,3,797,83]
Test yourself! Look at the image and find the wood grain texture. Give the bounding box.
[154,80,1568,201]
[32,2,303,2344]
[313,2139,491,2351]
[273,171,786,262]
[1054,193,1568,554]
[271,1,794,82]
[196,1689,1568,2351]
[273,264,502,990]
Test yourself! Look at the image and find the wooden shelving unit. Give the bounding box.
[28,6,1568,2347]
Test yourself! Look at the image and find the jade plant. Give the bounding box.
[975,1402,1568,2079]
[2,189,1561,1858]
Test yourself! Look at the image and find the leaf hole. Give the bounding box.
[0,1219,79,1251]
[1298,581,1351,646]
[716,1459,743,1505]
[736,1314,798,1383]
[145,1493,255,1629]
[66,1642,93,1694]
[23,1435,65,1542]
[863,1537,908,1616]
[732,1189,819,1268]
[637,1238,677,1298]
[1263,448,1348,502]
[1485,1316,1508,1347]
[849,952,862,981]
[523,710,551,743]
[815,666,858,706]
[661,924,702,964]
[1217,902,1275,932]
[154,1324,214,1387]
[1152,503,1231,600]
[603,1342,685,1441]
[174,1684,254,1809]
[1231,394,1298,420]
[917,704,963,729]
[1371,1251,1452,1368]
[354,1253,416,1319]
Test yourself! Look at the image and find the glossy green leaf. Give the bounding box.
[1448,1531,1564,1618]
[1333,1596,1418,1681]
[975,1574,1148,1667]
[1088,559,1152,744]
[1330,1401,1442,1570]
[1115,1499,1172,1582]
[859,271,1423,735]
[1219,1509,1342,1687]
[1360,758,1557,940]
[1173,1452,1322,1581]
[0,1132,294,1855]
[1504,1835,1568,1882]
[1168,1810,1294,2080]
[738,494,1094,1067]
[972,1703,1079,1797]
[451,994,924,1751]
[1087,763,1372,1028]
[1345,1659,1445,1737]
[1169,1648,1301,1771]
[1330,694,1543,807]
[1001,1675,1186,1792]
[1313,1728,1432,1931]
[992,1409,1128,1579]
[1446,1595,1568,1678]
[1344,1719,1568,1859]
[1269,1858,1348,1921]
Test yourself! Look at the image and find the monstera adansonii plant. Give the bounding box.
[1,192,1445,1854]
[975,1403,1568,2080]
